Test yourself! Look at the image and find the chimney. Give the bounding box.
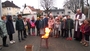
[11,1,13,3]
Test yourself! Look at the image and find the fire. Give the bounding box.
[41,28,51,38]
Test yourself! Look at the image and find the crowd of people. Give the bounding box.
[0,9,90,50]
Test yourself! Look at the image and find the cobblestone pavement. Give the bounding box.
[0,31,90,51]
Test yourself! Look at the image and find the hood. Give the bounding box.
[6,15,12,21]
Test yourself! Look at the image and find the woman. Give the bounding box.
[0,16,8,47]
[6,15,15,44]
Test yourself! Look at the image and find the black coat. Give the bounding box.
[6,15,15,35]
[35,20,40,29]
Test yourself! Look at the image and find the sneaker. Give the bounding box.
[12,40,15,43]
[80,41,83,44]
[10,41,13,44]
[69,37,72,41]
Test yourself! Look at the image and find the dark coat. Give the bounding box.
[43,18,48,27]
[66,19,74,29]
[16,18,24,31]
[35,20,40,29]
[6,15,15,35]
[39,19,44,29]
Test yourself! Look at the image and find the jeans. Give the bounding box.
[18,30,24,41]
[67,29,72,37]
[9,34,13,41]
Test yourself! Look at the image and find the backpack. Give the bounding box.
[31,21,35,28]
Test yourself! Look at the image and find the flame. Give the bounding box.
[41,28,51,38]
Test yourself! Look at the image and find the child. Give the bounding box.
[54,17,60,38]
[80,20,85,44]
[66,15,74,40]
[31,16,36,36]
[61,17,67,38]
[83,19,90,47]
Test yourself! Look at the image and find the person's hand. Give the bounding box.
[75,18,79,21]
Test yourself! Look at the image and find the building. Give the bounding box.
[22,6,42,15]
[43,7,75,18]
[22,6,43,20]
[2,1,20,16]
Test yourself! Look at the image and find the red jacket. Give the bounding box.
[80,24,85,34]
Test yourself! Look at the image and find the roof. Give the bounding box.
[28,6,36,11]
[2,1,20,8]
[44,9,65,12]
[27,6,43,13]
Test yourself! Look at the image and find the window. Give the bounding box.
[62,12,64,14]
[7,7,11,10]
[57,12,59,14]
[68,11,71,14]
[68,7,70,9]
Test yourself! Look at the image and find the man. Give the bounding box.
[16,14,24,42]
[74,9,86,41]
[0,16,9,47]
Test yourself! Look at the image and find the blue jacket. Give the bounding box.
[39,19,44,29]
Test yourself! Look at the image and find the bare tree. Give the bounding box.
[64,0,80,13]
[40,0,54,14]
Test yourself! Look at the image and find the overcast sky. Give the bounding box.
[1,0,65,10]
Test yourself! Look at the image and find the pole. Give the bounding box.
[88,5,90,18]
[0,0,2,19]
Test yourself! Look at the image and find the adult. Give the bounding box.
[16,14,24,42]
[0,16,8,47]
[74,9,86,41]
[6,15,15,44]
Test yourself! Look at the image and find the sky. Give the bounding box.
[1,0,65,10]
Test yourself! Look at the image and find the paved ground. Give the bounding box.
[0,30,90,51]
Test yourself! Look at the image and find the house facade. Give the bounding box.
[43,7,75,18]
[2,1,20,16]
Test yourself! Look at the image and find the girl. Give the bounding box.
[6,15,15,44]
[31,16,36,36]
[83,19,90,47]
[54,17,60,38]
[80,20,85,44]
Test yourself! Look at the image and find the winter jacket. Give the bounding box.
[6,15,15,35]
[16,18,24,31]
[0,20,7,38]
